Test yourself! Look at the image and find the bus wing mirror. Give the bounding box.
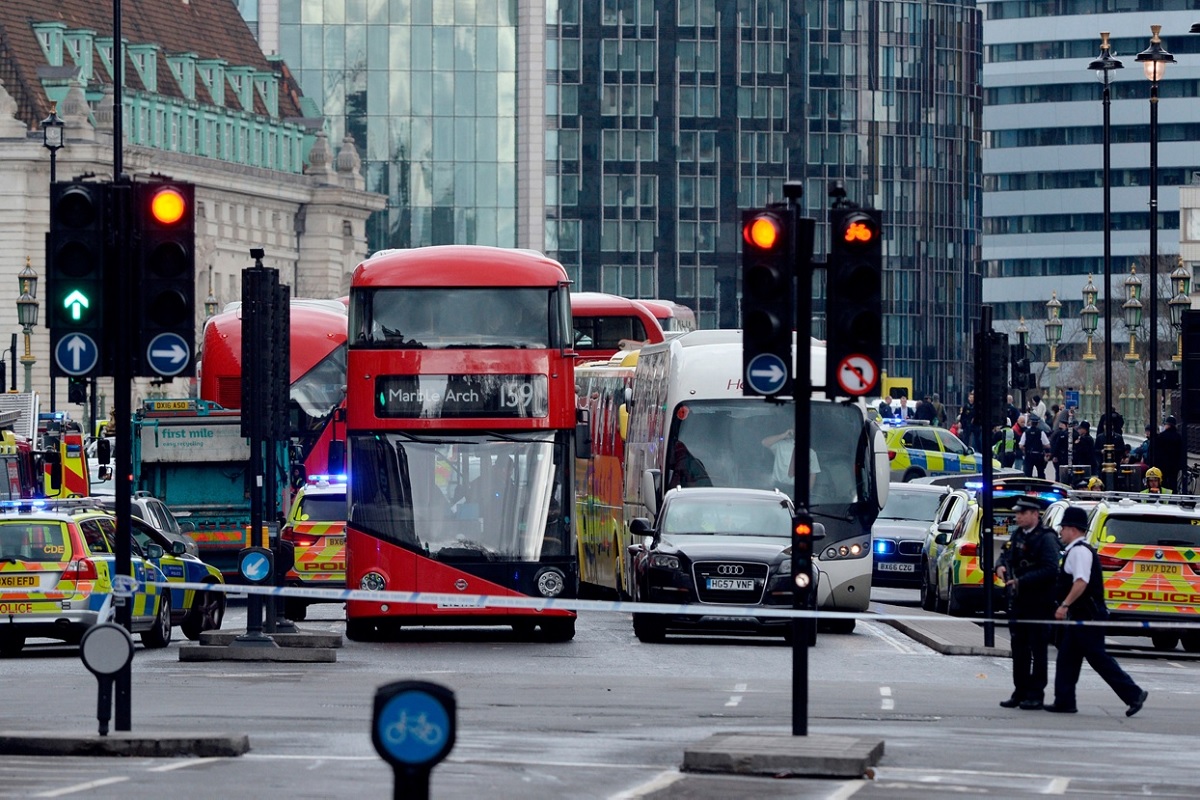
[642,469,661,517]
[812,522,827,541]
[96,437,111,465]
[574,409,591,460]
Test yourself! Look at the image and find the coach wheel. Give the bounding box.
[0,632,24,658]
[1151,633,1179,652]
[1180,633,1200,653]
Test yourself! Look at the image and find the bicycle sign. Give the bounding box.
[372,680,456,800]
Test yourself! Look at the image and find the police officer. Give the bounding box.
[1045,506,1148,716]
[996,497,1059,710]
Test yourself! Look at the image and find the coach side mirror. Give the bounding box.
[629,517,651,537]
[642,469,661,517]
[96,438,111,465]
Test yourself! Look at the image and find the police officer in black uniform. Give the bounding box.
[996,497,1059,710]
[1045,506,1148,715]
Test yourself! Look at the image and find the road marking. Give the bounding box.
[610,770,684,799]
[826,779,868,800]
[880,685,894,711]
[146,757,224,773]
[1044,777,1071,794]
[33,777,129,798]
[725,682,747,707]
[861,620,922,654]
[1169,661,1186,669]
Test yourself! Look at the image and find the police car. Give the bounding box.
[1085,495,1200,651]
[882,420,996,483]
[281,475,347,620]
[125,514,225,639]
[0,501,172,656]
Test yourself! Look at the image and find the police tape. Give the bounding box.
[6,579,1200,630]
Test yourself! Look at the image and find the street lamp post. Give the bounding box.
[1169,258,1192,363]
[41,105,65,412]
[16,259,38,393]
[1088,33,1123,485]
[204,265,219,320]
[1136,24,1176,442]
[1045,292,1063,410]
[1081,275,1100,422]
[1123,265,1145,430]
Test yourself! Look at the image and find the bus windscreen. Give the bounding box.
[351,287,555,349]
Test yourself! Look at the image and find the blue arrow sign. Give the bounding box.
[146,332,190,377]
[1064,390,1080,409]
[377,689,451,765]
[54,333,99,376]
[746,353,789,395]
[239,551,270,583]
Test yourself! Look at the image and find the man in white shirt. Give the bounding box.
[761,429,819,494]
[1045,506,1148,716]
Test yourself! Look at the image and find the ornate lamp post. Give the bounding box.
[1081,275,1100,421]
[1088,33,1123,481]
[41,106,64,184]
[1045,293,1063,409]
[16,259,39,393]
[1169,258,1192,363]
[204,265,219,320]
[1135,24,1176,441]
[1123,265,1144,430]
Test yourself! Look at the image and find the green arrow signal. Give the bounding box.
[63,289,89,321]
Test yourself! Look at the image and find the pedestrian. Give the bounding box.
[895,394,913,420]
[1005,395,1020,430]
[1045,506,1148,716]
[1151,415,1184,493]
[914,395,936,423]
[1031,394,1047,425]
[1049,419,1071,481]
[931,393,947,427]
[1020,419,1050,479]
[1073,421,1096,477]
[877,398,892,420]
[997,497,1060,710]
[959,390,978,451]
[992,423,1017,469]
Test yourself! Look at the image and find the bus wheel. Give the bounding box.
[511,621,538,640]
[540,618,576,642]
[284,598,309,622]
[632,613,665,643]
[346,620,380,642]
[1151,633,1180,651]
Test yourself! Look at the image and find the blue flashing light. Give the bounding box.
[874,540,895,555]
[308,474,348,484]
[964,481,984,490]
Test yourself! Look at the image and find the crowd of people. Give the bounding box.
[879,389,1189,491]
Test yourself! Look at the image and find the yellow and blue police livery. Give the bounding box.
[883,420,995,482]
[126,514,225,640]
[0,502,172,657]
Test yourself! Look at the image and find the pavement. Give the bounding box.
[0,732,248,758]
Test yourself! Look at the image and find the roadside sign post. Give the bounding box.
[79,622,134,736]
[372,681,457,800]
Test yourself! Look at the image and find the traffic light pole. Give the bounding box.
[978,307,997,649]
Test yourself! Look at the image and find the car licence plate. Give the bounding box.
[1135,562,1182,576]
[324,537,346,546]
[0,575,39,588]
[707,578,754,591]
[877,562,915,572]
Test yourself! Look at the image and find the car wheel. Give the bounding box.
[540,617,576,642]
[181,586,227,640]
[947,586,970,617]
[284,598,309,622]
[902,468,925,482]
[0,631,24,658]
[632,613,665,643]
[919,564,937,611]
[1181,633,1200,653]
[141,593,173,649]
[1151,633,1180,651]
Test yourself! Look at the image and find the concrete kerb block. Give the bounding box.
[682,733,884,778]
[178,644,337,662]
[0,732,250,758]
[199,630,344,648]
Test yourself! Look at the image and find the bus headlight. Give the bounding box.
[536,567,566,598]
[822,538,871,561]
[360,571,386,591]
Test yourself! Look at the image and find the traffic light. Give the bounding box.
[791,512,814,607]
[67,377,86,405]
[981,331,1010,424]
[826,208,882,397]
[1182,310,1200,424]
[1010,343,1033,391]
[133,182,195,378]
[741,209,793,397]
[47,181,110,378]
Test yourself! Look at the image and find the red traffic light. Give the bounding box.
[838,213,878,246]
[743,215,783,250]
[149,187,187,225]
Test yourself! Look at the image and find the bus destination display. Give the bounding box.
[375,374,549,419]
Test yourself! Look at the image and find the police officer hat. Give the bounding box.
[1012,497,1043,513]
[1059,506,1089,531]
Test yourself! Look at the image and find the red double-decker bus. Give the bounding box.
[570,292,664,361]
[199,298,348,475]
[344,246,580,641]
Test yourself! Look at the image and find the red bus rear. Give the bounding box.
[199,299,348,474]
[636,299,697,333]
[344,246,579,641]
[570,292,664,361]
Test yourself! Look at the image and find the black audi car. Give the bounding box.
[628,487,812,642]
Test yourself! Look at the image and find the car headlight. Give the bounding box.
[360,571,386,591]
[648,552,680,570]
[776,557,792,575]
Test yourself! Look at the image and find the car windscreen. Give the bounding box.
[660,497,792,537]
[299,494,347,522]
[0,522,69,562]
[880,490,944,522]
[1102,515,1200,547]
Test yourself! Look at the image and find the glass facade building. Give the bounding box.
[242,0,983,400]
